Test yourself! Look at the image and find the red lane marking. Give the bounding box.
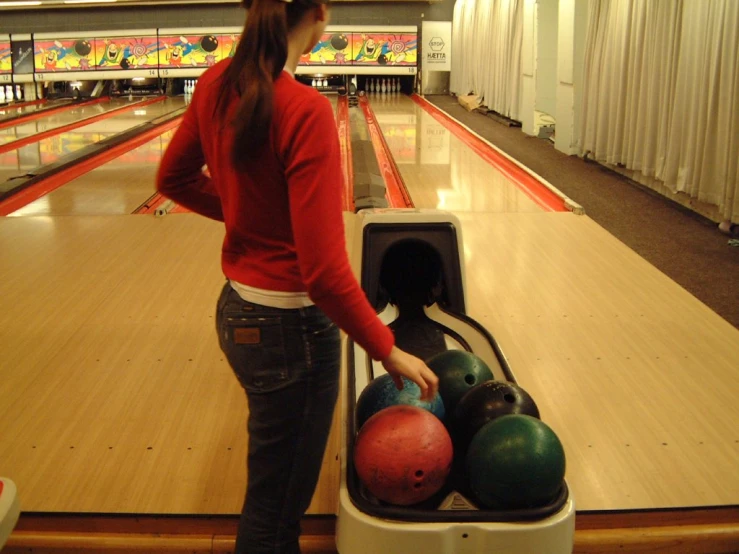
[411,94,566,212]
[358,96,413,209]
[0,117,182,216]
[0,97,109,131]
[337,96,355,212]
[0,96,166,155]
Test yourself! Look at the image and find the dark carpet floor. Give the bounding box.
[426,95,739,330]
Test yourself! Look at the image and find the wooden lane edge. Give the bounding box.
[7,515,336,553]
[6,511,738,553]
[5,532,336,554]
[573,523,739,553]
[576,507,739,530]
[5,524,737,554]
[12,513,336,536]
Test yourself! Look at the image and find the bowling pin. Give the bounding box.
[0,87,5,103]
[368,78,373,93]
[323,78,328,88]
[5,86,12,101]
[15,85,22,100]
[381,79,386,93]
[311,78,316,87]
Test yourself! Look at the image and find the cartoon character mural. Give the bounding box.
[158,35,223,67]
[300,32,350,65]
[34,39,96,72]
[354,34,417,66]
[0,40,12,75]
[95,37,158,69]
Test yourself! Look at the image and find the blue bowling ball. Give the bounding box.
[356,373,445,430]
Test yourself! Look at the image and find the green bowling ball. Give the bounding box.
[466,414,566,509]
[426,350,494,416]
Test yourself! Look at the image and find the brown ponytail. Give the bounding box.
[217,0,323,171]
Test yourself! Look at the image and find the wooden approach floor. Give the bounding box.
[0,212,737,552]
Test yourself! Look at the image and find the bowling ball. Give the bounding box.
[356,374,445,430]
[74,40,92,57]
[200,35,219,53]
[466,415,565,509]
[120,58,130,70]
[426,350,494,416]
[452,381,540,452]
[330,33,349,51]
[377,54,388,65]
[354,405,453,505]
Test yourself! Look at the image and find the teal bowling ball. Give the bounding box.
[426,350,494,416]
[356,374,445,430]
[466,414,566,509]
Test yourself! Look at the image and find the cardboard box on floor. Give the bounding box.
[458,94,482,112]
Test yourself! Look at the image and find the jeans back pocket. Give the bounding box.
[220,316,291,394]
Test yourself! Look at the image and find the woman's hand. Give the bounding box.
[381,346,439,402]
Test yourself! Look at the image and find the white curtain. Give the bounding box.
[578,0,739,222]
[451,0,524,120]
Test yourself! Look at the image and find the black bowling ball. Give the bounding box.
[74,39,92,57]
[330,33,348,51]
[452,380,540,454]
[200,35,219,53]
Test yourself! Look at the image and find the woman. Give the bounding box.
[156,0,439,552]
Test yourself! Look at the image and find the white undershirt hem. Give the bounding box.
[230,280,314,309]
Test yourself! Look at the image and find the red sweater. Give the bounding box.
[157,61,394,361]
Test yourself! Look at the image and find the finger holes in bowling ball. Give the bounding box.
[465,375,476,385]
[414,483,422,489]
[415,470,424,478]
[504,393,515,403]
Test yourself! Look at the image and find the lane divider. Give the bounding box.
[337,96,355,212]
[0,116,182,216]
[0,98,106,131]
[0,96,166,156]
[411,94,580,214]
[358,95,413,209]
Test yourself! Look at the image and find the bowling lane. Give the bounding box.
[9,129,178,217]
[7,98,187,217]
[0,96,184,186]
[0,99,70,122]
[9,93,338,216]
[0,97,144,146]
[368,93,544,213]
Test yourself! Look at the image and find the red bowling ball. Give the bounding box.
[353,405,453,506]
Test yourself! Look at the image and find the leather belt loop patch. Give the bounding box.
[234,327,261,345]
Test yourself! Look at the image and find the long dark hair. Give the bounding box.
[217,0,325,171]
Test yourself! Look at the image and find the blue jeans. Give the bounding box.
[216,282,341,554]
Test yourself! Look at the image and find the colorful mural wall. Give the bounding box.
[0,37,12,80]
[8,27,416,80]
